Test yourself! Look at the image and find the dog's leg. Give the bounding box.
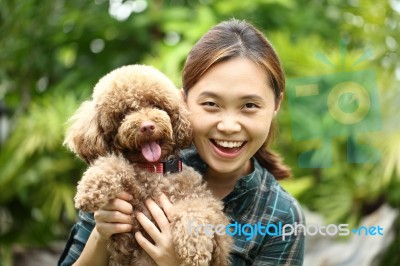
[169,198,232,266]
[108,233,137,265]
[74,154,146,264]
[203,198,233,266]
[130,249,158,266]
[74,154,135,212]
[108,233,159,266]
[208,222,233,266]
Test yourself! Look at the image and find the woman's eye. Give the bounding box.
[244,103,259,109]
[202,101,218,107]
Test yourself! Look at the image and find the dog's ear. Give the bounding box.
[172,104,193,149]
[64,100,109,164]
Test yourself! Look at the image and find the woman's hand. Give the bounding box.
[93,191,134,242]
[73,192,134,266]
[135,193,181,266]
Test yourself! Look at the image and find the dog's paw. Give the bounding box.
[74,186,112,211]
[74,155,136,211]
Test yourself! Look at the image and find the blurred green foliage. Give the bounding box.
[1,0,399,265]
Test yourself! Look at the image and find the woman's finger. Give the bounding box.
[145,198,170,233]
[158,193,173,221]
[101,197,133,215]
[135,211,164,243]
[96,221,132,239]
[135,231,159,259]
[94,209,133,224]
[115,191,133,201]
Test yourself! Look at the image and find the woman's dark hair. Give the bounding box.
[182,19,291,179]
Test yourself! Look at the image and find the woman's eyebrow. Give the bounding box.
[199,91,264,101]
[198,91,221,99]
[240,94,265,102]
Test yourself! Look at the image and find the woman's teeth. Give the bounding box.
[214,140,244,148]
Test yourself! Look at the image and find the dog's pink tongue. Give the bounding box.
[141,141,161,162]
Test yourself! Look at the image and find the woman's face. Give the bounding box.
[185,57,281,177]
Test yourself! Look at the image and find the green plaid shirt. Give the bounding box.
[59,147,305,266]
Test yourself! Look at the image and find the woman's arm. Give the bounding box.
[73,191,133,266]
[72,227,109,266]
[58,192,133,266]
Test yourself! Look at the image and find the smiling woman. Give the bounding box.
[179,19,305,265]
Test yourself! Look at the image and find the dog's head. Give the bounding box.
[64,65,192,164]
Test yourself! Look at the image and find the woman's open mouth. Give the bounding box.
[210,139,246,158]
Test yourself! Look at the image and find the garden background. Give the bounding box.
[1,0,399,265]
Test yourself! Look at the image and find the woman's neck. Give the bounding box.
[204,160,253,200]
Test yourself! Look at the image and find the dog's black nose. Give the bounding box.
[140,121,156,134]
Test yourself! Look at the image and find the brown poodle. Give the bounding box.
[64,64,232,266]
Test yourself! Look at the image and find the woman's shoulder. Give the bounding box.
[225,161,305,264]
[230,158,304,225]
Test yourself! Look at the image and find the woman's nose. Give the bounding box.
[217,114,241,133]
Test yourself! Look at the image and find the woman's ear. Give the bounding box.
[64,101,109,164]
[180,88,187,103]
[273,92,284,117]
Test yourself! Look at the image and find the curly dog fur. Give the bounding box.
[64,65,232,266]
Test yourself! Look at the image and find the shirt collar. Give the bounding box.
[180,146,207,174]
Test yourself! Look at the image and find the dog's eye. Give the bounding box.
[123,109,133,116]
